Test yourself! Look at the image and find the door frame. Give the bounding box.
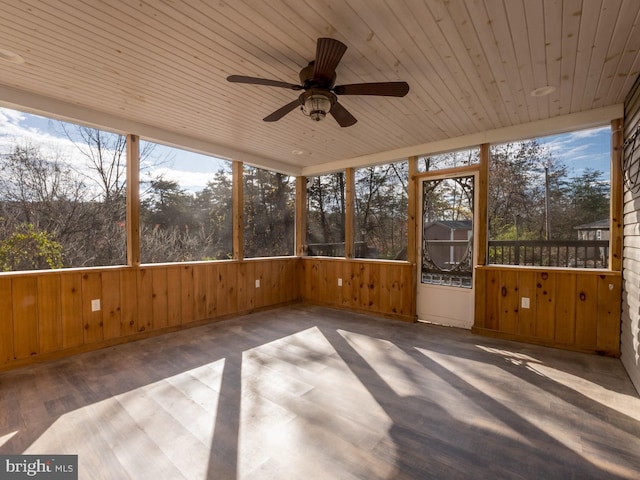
[415,165,481,328]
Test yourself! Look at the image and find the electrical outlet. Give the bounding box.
[91,299,101,312]
[521,297,530,309]
[255,279,260,288]
[338,278,343,286]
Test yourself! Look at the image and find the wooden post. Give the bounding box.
[345,168,355,258]
[296,176,307,256]
[407,156,418,265]
[610,118,624,271]
[477,143,489,266]
[126,134,140,267]
[474,143,490,329]
[408,156,418,322]
[232,161,244,260]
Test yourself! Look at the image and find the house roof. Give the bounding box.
[425,220,473,230]
[0,1,637,176]
[574,219,610,230]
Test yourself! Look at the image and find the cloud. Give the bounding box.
[0,108,94,174]
[145,167,217,192]
[0,108,135,200]
[565,125,610,139]
[1,107,231,196]
[539,126,610,177]
[0,108,26,130]
[0,108,71,149]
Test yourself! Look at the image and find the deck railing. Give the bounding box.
[306,242,368,257]
[307,239,609,268]
[488,239,609,268]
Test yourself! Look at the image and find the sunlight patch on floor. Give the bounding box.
[23,359,226,479]
[239,327,396,479]
[475,345,542,364]
[413,346,533,446]
[0,430,18,448]
[338,329,427,398]
[527,362,640,421]
[416,345,640,480]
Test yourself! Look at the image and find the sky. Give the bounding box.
[0,107,612,192]
[0,107,229,194]
[139,140,230,193]
[537,126,611,181]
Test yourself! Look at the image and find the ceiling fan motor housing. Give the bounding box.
[299,61,337,89]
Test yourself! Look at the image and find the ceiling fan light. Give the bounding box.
[303,94,332,121]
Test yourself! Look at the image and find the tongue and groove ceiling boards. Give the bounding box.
[0,0,638,175]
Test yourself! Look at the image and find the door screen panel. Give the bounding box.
[421,176,474,288]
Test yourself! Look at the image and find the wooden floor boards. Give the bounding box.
[1,304,639,479]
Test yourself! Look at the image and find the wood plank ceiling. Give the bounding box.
[0,0,638,175]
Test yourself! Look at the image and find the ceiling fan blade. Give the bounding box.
[227,75,302,90]
[330,102,357,127]
[313,38,347,84]
[334,82,410,97]
[263,99,301,122]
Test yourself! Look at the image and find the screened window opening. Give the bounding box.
[0,108,127,270]
[417,148,480,172]
[306,173,346,257]
[354,162,408,260]
[488,127,611,268]
[140,141,232,263]
[244,165,295,258]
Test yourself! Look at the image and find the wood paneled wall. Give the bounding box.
[0,258,300,370]
[302,258,415,321]
[474,266,621,356]
[1,256,624,370]
[0,256,415,370]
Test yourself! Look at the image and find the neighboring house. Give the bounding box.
[423,220,473,270]
[575,219,610,241]
[575,219,609,265]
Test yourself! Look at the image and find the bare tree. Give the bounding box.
[57,123,159,201]
[0,141,89,236]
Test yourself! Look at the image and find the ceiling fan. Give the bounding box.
[226,37,410,127]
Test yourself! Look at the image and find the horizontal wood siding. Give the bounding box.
[622,75,640,392]
[474,266,621,356]
[0,258,300,370]
[301,258,415,321]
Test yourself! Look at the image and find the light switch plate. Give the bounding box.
[91,299,101,312]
